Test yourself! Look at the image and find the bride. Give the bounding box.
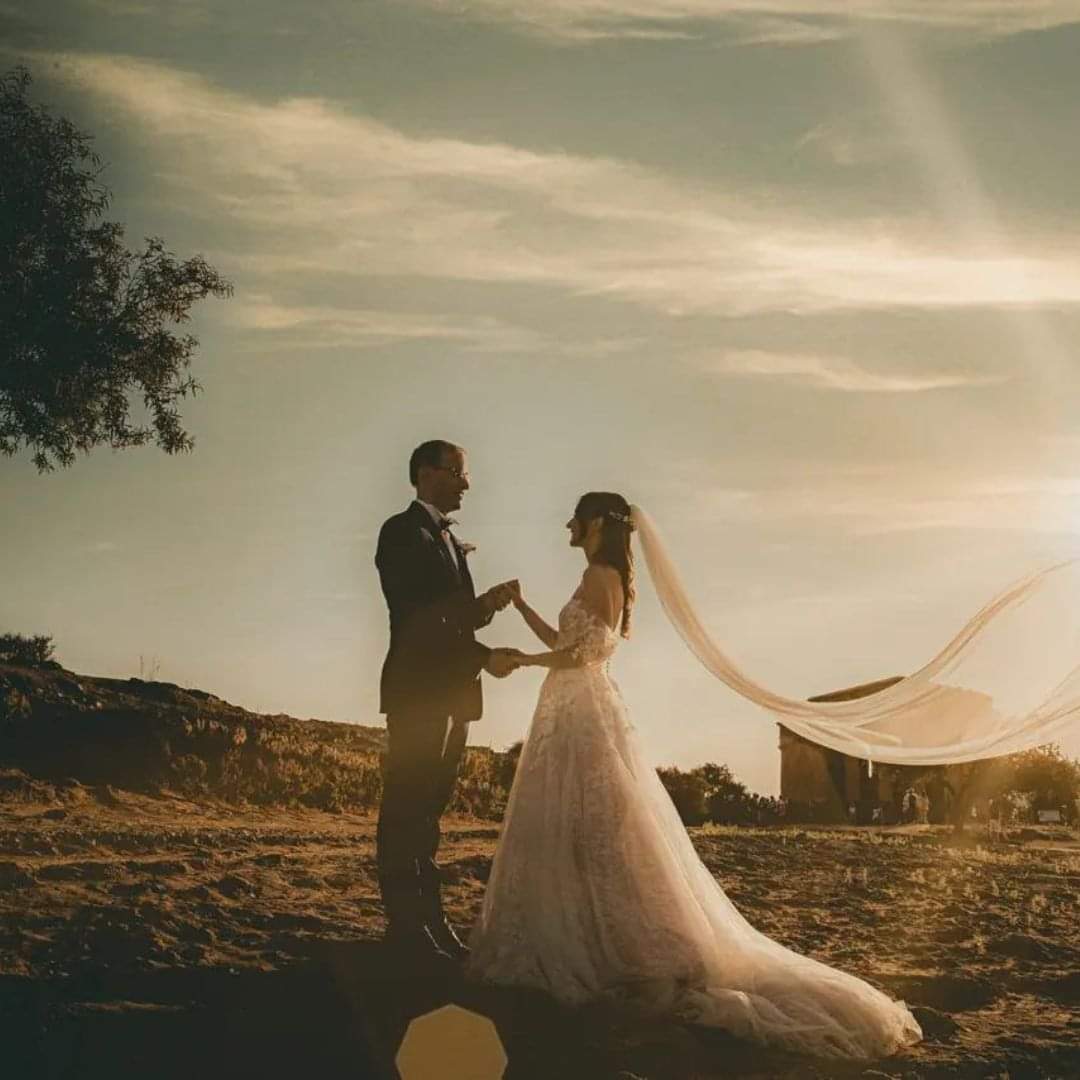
[465,491,923,1060]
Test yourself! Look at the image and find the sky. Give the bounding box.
[4,0,1080,794]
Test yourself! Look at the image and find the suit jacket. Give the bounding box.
[376,501,493,721]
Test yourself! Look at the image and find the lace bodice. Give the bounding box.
[555,596,620,667]
[516,595,625,754]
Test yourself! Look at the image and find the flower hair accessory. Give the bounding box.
[607,509,635,530]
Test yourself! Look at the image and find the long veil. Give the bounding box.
[630,505,1080,765]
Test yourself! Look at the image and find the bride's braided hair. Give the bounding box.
[574,491,636,638]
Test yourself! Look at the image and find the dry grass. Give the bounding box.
[2,788,1078,1079]
[4,663,1077,1076]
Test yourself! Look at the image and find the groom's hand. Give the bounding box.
[485,648,524,678]
[479,581,518,617]
[492,580,519,609]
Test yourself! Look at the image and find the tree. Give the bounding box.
[1000,745,1080,820]
[698,762,753,824]
[0,67,232,472]
[927,747,1080,831]
[0,632,56,666]
[498,740,524,791]
[656,766,708,825]
[938,759,1008,833]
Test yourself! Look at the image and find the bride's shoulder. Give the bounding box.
[577,564,623,628]
[581,563,621,586]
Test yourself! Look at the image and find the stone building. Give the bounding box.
[778,675,964,824]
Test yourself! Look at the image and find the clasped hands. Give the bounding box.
[485,647,525,678]
[478,579,520,617]
[480,579,528,679]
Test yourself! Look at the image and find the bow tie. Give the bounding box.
[437,516,457,531]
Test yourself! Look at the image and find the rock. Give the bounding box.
[989,932,1055,962]
[39,861,114,882]
[885,973,997,1012]
[910,1006,959,1042]
[933,923,971,944]
[214,874,255,898]
[59,781,91,806]
[0,861,34,888]
[37,863,85,881]
[96,784,122,807]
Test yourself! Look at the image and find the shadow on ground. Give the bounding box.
[0,939,839,1080]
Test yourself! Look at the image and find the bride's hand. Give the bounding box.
[506,579,524,608]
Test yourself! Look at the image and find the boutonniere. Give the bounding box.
[457,539,477,556]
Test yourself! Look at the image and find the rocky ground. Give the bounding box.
[2,777,1078,1079]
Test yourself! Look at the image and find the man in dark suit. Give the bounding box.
[375,439,520,961]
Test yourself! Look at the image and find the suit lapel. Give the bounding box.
[451,536,474,595]
[409,500,460,583]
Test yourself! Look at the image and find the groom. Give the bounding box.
[375,439,521,962]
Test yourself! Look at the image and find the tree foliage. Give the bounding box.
[0,67,232,472]
[699,761,754,824]
[999,745,1080,812]
[904,747,1080,828]
[657,762,787,826]
[0,632,56,666]
[657,766,709,825]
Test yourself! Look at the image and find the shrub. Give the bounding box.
[657,766,709,825]
[0,632,56,666]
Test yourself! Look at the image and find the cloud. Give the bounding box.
[82,540,119,553]
[29,51,1080,326]
[723,15,850,46]
[820,479,1080,536]
[82,0,213,21]
[795,121,899,167]
[226,295,545,352]
[408,1,1080,45]
[673,463,1080,536]
[706,349,1010,392]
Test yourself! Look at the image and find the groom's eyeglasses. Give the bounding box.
[435,465,470,482]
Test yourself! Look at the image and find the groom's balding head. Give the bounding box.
[410,439,469,513]
[409,439,463,485]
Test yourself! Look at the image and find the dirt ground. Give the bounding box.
[2,787,1078,1079]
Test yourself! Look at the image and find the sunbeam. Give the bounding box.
[859,22,1074,421]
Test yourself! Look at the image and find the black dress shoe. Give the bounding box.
[383,923,454,964]
[427,917,470,960]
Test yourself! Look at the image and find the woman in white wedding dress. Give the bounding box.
[466,491,923,1060]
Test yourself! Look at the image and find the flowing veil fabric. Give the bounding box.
[630,505,1080,765]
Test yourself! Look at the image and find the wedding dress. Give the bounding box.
[466,592,923,1060]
